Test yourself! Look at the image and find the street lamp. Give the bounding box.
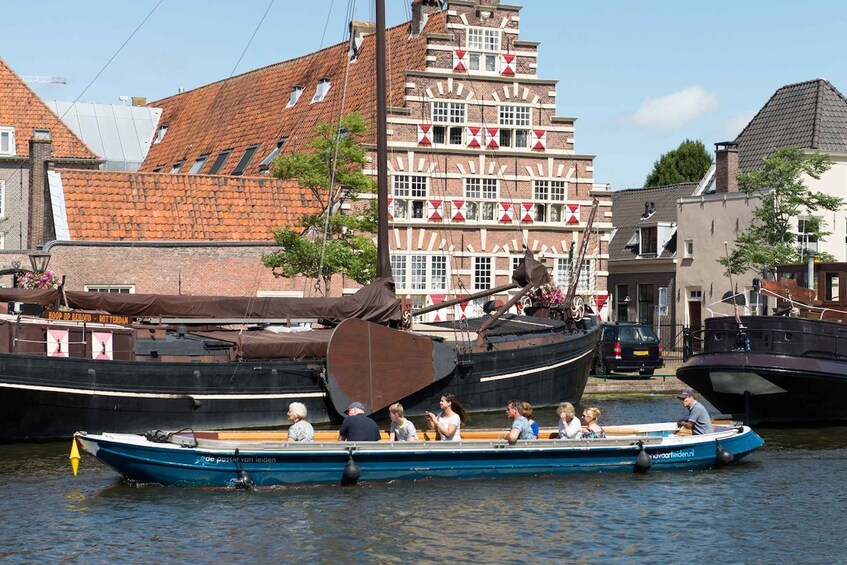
[29,246,51,273]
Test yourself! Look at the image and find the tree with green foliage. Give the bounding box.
[719,147,841,277]
[263,112,377,295]
[644,139,713,187]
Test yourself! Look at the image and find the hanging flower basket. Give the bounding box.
[18,270,60,290]
[529,282,567,309]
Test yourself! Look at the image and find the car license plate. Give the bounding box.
[634,350,649,356]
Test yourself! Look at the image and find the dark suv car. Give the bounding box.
[591,322,663,376]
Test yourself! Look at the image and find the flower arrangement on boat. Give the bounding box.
[18,270,61,289]
[530,282,567,308]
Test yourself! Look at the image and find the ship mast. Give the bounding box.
[375,0,391,279]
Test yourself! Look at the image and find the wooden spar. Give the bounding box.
[564,199,599,309]
[476,284,533,334]
[410,283,519,317]
[375,0,391,279]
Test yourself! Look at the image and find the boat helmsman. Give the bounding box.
[676,389,714,435]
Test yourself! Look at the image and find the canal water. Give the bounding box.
[1,396,844,563]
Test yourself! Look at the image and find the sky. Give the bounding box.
[4,0,847,190]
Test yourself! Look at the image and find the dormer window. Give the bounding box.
[311,78,331,104]
[259,137,288,171]
[288,86,304,107]
[154,125,168,144]
[0,127,16,156]
[640,226,658,256]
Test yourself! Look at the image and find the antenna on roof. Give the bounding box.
[22,76,67,85]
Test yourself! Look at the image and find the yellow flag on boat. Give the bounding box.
[70,438,80,476]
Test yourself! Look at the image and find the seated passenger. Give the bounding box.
[388,402,418,441]
[286,401,314,442]
[579,407,606,439]
[522,402,540,439]
[338,402,381,441]
[424,394,467,441]
[506,399,537,443]
[557,402,581,439]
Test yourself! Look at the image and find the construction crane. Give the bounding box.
[21,76,67,85]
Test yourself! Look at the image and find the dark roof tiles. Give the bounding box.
[735,79,847,171]
[608,183,697,261]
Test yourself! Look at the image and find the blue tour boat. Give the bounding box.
[72,423,764,487]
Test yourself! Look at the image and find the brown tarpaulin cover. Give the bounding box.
[193,328,333,359]
[0,278,401,327]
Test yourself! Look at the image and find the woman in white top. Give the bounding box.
[557,402,582,439]
[425,393,467,441]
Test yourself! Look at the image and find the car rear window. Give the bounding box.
[618,326,659,344]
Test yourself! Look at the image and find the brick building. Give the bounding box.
[3,1,613,312]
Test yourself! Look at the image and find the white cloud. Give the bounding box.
[627,86,719,132]
[721,111,755,140]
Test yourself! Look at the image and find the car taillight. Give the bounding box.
[659,341,663,358]
[614,340,621,358]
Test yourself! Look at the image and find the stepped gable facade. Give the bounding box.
[141,0,611,318]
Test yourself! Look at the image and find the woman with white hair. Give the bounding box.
[286,402,314,442]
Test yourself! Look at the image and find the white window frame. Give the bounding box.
[0,179,4,217]
[554,257,593,293]
[0,127,15,156]
[639,226,658,256]
[473,256,493,291]
[392,175,428,221]
[84,285,135,294]
[311,79,331,104]
[431,101,465,146]
[463,178,499,222]
[684,239,694,258]
[498,105,531,149]
[465,27,501,74]
[533,180,567,222]
[391,253,449,292]
[288,86,304,107]
[797,216,820,255]
[170,161,185,174]
[746,287,764,316]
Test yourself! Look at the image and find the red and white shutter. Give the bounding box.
[47,329,69,358]
[452,200,466,222]
[417,124,433,146]
[565,203,580,224]
[387,198,395,220]
[595,294,609,322]
[485,127,500,149]
[500,54,516,76]
[427,199,444,221]
[467,126,482,148]
[453,297,470,320]
[531,129,546,150]
[428,294,446,322]
[499,202,514,223]
[92,331,114,360]
[520,202,534,223]
[453,50,468,73]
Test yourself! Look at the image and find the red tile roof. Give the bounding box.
[59,169,322,241]
[141,14,444,176]
[0,57,98,160]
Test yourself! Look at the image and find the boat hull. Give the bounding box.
[0,318,598,441]
[677,315,847,425]
[75,423,764,487]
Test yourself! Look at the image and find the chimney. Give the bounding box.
[27,130,53,248]
[411,0,443,37]
[715,141,739,193]
[348,20,375,60]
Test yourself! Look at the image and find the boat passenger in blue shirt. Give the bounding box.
[676,389,714,435]
[522,402,540,439]
[506,399,537,443]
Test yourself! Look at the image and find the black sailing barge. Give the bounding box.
[677,264,847,425]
